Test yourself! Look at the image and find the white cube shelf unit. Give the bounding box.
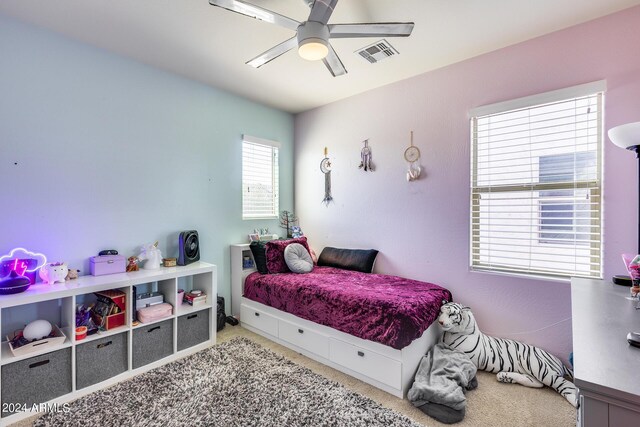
[0,262,216,425]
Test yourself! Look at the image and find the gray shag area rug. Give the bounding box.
[34,337,421,427]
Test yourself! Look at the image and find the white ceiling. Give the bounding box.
[1,0,638,113]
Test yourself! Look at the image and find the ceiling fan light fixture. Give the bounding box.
[297,21,330,61]
[298,38,329,61]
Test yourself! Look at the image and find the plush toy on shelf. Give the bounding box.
[65,268,80,280]
[126,256,139,272]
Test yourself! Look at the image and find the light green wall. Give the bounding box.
[0,15,294,309]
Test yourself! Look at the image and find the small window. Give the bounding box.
[470,81,604,280]
[242,135,279,220]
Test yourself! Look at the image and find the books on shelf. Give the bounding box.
[184,291,207,307]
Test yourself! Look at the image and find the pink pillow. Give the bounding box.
[265,237,311,274]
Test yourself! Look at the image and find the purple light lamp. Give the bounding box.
[608,122,640,286]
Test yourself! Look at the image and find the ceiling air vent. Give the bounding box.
[355,39,399,64]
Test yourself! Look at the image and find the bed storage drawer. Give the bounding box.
[241,304,278,336]
[329,338,401,389]
[278,319,329,359]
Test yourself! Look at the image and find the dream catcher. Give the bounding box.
[404,131,421,182]
[320,147,333,205]
[359,139,374,172]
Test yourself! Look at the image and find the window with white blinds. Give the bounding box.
[242,135,279,220]
[470,81,604,280]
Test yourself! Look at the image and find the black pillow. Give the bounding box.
[317,247,379,273]
[249,241,268,274]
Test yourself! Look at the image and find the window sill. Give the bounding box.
[469,267,601,283]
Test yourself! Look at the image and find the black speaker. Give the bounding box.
[178,230,200,266]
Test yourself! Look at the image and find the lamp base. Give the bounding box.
[612,275,632,286]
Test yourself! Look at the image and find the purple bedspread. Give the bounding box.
[244,266,451,350]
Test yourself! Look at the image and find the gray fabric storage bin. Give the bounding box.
[177,309,210,351]
[1,347,72,417]
[76,332,128,390]
[132,319,173,369]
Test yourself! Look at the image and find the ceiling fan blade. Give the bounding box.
[329,23,415,38]
[308,0,339,25]
[322,43,347,77]
[208,0,300,31]
[246,37,298,68]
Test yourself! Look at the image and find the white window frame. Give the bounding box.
[469,81,605,281]
[242,135,280,220]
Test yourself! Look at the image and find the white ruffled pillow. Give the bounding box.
[284,243,313,274]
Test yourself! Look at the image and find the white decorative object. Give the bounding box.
[438,302,577,407]
[404,131,422,182]
[23,319,53,341]
[138,241,162,270]
[38,262,69,285]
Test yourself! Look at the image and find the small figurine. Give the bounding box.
[291,226,304,238]
[137,242,162,270]
[126,256,139,272]
[39,262,69,285]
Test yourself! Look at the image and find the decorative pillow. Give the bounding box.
[284,243,314,274]
[317,247,379,273]
[309,248,318,265]
[249,241,269,274]
[265,237,310,274]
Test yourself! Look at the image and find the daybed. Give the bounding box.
[230,242,450,398]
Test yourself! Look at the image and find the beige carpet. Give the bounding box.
[218,326,576,427]
[14,326,575,426]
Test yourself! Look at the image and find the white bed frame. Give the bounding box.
[230,244,441,398]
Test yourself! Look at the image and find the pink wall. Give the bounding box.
[294,6,640,361]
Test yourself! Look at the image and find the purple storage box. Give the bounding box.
[90,255,126,276]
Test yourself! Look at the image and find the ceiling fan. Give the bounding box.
[208,0,415,77]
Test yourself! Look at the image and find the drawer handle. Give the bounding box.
[187,314,198,320]
[97,341,112,349]
[357,351,365,357]
[107,260,114,264]
[298,329,304,334]
[254,312,260,317]
[148,326,161,333]
[29,360,50,369]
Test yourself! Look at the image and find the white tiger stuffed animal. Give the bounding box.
[438,302,577,407]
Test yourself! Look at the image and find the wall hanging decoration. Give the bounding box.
[0,247,47,285]
[404,131,422,182]
[320,147,333,205]
[359,139,374,172]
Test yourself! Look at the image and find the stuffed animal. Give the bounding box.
[65,269,80,280]
[39,262,69,285]
[438,302,577,407]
